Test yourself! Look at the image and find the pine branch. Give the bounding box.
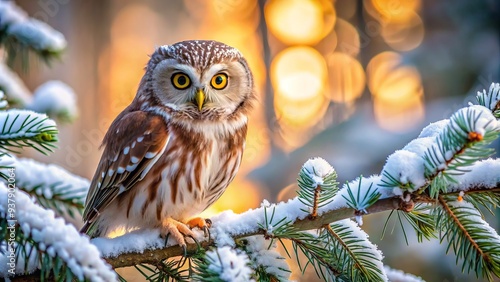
[83,186,497,274]
[322,222,386,281]
[98,192,443,269]
[0,110,58,155]
[0,2,66,68]
[18,183,85,218]
[436,196,500,280]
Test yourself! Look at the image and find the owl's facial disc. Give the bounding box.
[151,58,251,119]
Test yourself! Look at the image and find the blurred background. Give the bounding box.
[13,0,500,281]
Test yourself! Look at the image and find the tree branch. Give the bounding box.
[12,186,500,281]
[105,196,402,268]
[103,186,500,269]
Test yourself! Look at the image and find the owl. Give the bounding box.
[81,40,255,247]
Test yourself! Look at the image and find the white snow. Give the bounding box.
[301,157,335,185]
[244,236,290,280]
[0,1,66,51]
[93,229,168,258]
[384,266,424,282]
[94,197,310,258]
[0,61,32,105]
[424,106,499,176]
[0,109,56,139]
[403,137,434,156]
[7,19,66,51]
[381,150,426,193]
[476,82,500,112]
[0,90,8,109]
[206,246,252,282]
[448,159,500,192]
[28,81,78,121]
[0,183,116,281]
[0,155,89,212]
[0,1,27,28]
[418,120,449,138]
[332,219,388,281]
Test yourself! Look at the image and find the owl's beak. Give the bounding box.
[195,89,205,111]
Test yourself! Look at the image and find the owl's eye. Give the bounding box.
[210,73,228,90]
[171,73,191,89]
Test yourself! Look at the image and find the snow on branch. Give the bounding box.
[0,155,89,218]
[384,266,424,282]
[0,109,58,155]
[477,82,500,117]
[0,183,116,281]
[98,181,500,270]
[0,1,66,54]
[0,61,32,106]
[27,81,78,122]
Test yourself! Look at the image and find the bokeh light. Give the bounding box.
[271,46,327,102]
[100,3,161,120]
[369,0,421,22]
[265,0,336,45]
[333,18,361,56]
[326,52,366,103]
[367,52,425,132]
[271,46,329,129]
[381,11,424,51]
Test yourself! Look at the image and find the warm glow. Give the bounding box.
[201,22,266,90]
[374,89,425,132]
[207,179,264,214]
[101,3,161,119]
[334,18,361,56]
[265,0,336,45]
[107,228,126,239]
[326,52,366,103]
[381,11,424,51]
[240,109,271,174]
[277,183,299,202]
[271,46,327,102]
[368,52,425,132]
[370,0,421,22]
[274,92,329,128]
[184,0,258,24]
[366,51,402,94]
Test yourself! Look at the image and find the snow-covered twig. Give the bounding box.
[0,155,89,218]
[98,189,497,269]
[0,61,32,106]
[0,1,66,53]
[0,109,58,155]
[0,183,115,281]
[27,81,78,122]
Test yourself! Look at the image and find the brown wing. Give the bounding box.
[82,111,169,227]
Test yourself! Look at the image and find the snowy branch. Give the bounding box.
[101,185,498,269]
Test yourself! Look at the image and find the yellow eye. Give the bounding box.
[211,73,228,90]
[171,73,191,89]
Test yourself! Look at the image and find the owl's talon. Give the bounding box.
[160,218,194,248]
[205,218,212,228]
[187,217,212,238]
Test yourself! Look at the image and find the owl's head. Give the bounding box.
[140,40,255,121]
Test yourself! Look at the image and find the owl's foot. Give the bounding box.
[160,218,194,248]
[187,217,212,237]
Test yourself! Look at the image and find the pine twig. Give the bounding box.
[102,196,402,269]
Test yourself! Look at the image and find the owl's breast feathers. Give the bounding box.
[82,109,247,235]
